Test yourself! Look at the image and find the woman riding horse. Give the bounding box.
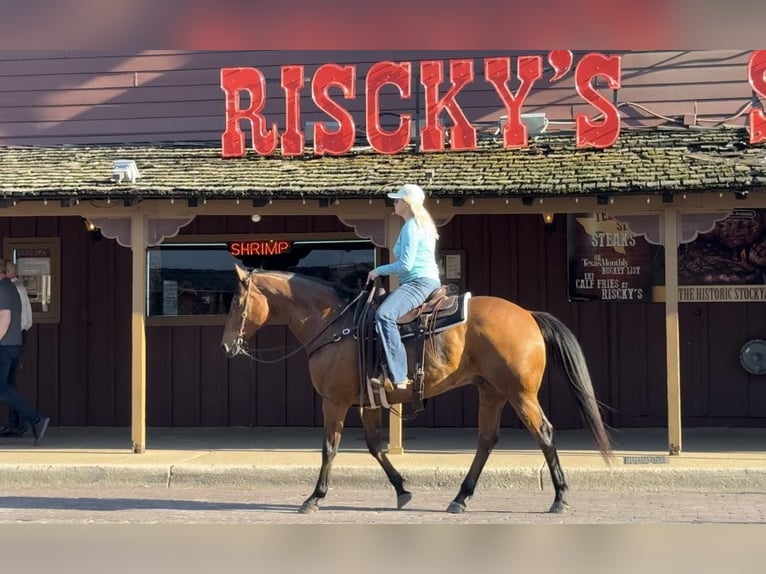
[221,266,612,515]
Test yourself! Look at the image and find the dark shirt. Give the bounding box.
[0,277,22,346]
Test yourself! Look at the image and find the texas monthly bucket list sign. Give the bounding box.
[567,213,658,302]
[568,210,766,303]
[221,50,766,158]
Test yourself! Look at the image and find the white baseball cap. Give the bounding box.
[387,183,426,206]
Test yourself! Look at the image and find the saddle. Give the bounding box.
[354,282,471,416]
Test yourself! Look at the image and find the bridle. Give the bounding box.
[230,270,366,364]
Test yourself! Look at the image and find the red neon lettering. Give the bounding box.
[229,241,292,256]
[366,61,412,154]
[485,56,543,148]
[749,50,766,144]
[420,60,477,152]
[575,54,621,149]
[281,65,305,156]
[220,67,278,157]
[311,64,356,156]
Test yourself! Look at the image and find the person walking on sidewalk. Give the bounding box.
[0,259,48,445]
[366,183,441,389]
[0,261,33,437]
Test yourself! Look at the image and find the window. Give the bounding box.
[3,237,61,324]
[147,238,375,317]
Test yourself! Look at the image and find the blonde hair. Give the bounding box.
[405,197,439,240]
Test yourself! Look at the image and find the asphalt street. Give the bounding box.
[0,485,763,524]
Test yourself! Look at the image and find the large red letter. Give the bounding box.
[366,61,412,154]
[749,50,766,144]
[420,60,477,152]
[485,56,543,148]
[575,54,621,149]
[281,65,305,156]
[220,67,278,157]
[311,64,356,156]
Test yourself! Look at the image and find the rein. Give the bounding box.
[232,271,366,364]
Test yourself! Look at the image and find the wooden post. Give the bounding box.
[130,213,147,453]
[385,215,404,455]
[664,208,682,455]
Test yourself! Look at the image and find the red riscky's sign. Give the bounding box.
[749,50,766,143]
[220,51,622,158]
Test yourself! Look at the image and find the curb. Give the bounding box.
[0,464,764,492]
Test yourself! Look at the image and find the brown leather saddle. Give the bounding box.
[355,283,471,417]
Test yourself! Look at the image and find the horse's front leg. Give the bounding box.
[361,407,412,509]
[299,399,348,514]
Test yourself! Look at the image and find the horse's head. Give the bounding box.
[221,265,270,358]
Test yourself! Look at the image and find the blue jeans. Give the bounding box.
[375,277,441,384]
[0,345,38,425]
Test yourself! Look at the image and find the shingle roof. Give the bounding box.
[1,127,766,200]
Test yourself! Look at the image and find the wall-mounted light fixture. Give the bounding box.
[497,113,549,137]
[596,194,610,206]
[542,212,554,225]
[187,197,199,207]
[734,190,749,200]
[84,218,97,232]
[112,159,140,184]
[60,198,73,208]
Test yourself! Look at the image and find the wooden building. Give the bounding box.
[1,50,766,453]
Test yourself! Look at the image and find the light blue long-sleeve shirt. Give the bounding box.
[374,219,440,284]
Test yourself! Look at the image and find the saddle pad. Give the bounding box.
[399,292,471,339]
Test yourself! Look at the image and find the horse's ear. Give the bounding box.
[235,265,249,283]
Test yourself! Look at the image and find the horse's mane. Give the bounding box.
[255,270,359,304]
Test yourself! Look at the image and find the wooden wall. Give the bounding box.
[0,50,756,145]
[3,213,765,428]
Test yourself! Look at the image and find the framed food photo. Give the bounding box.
[677,209,766,302]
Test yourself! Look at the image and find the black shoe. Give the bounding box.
[0,425,28,438]
[32,416,50,446]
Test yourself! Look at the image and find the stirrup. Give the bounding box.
[368,376,394,391]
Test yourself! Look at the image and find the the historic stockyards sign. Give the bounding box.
[221,50,766,158]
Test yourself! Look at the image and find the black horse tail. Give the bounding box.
[531,311,612,460]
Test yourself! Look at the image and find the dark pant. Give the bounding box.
[7,331,27,430]
[0,344,38,426]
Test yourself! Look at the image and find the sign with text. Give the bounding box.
[221,50,622,157]
[678,209,766,302]
[227,240,292,257]
[567,213,659,302]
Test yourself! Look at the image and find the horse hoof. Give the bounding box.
[299,501,318,514]
[548,500,570,514]
[397,492,413,510]
[446,501,466,514]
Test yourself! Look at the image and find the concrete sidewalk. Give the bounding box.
[0,426,763,492]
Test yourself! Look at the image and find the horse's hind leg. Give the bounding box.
[515,395,569,514]
[361,407,412,509]
[299,399,348,514]
[447,382,506,514]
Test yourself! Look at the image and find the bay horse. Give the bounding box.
[220,267,612,514]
